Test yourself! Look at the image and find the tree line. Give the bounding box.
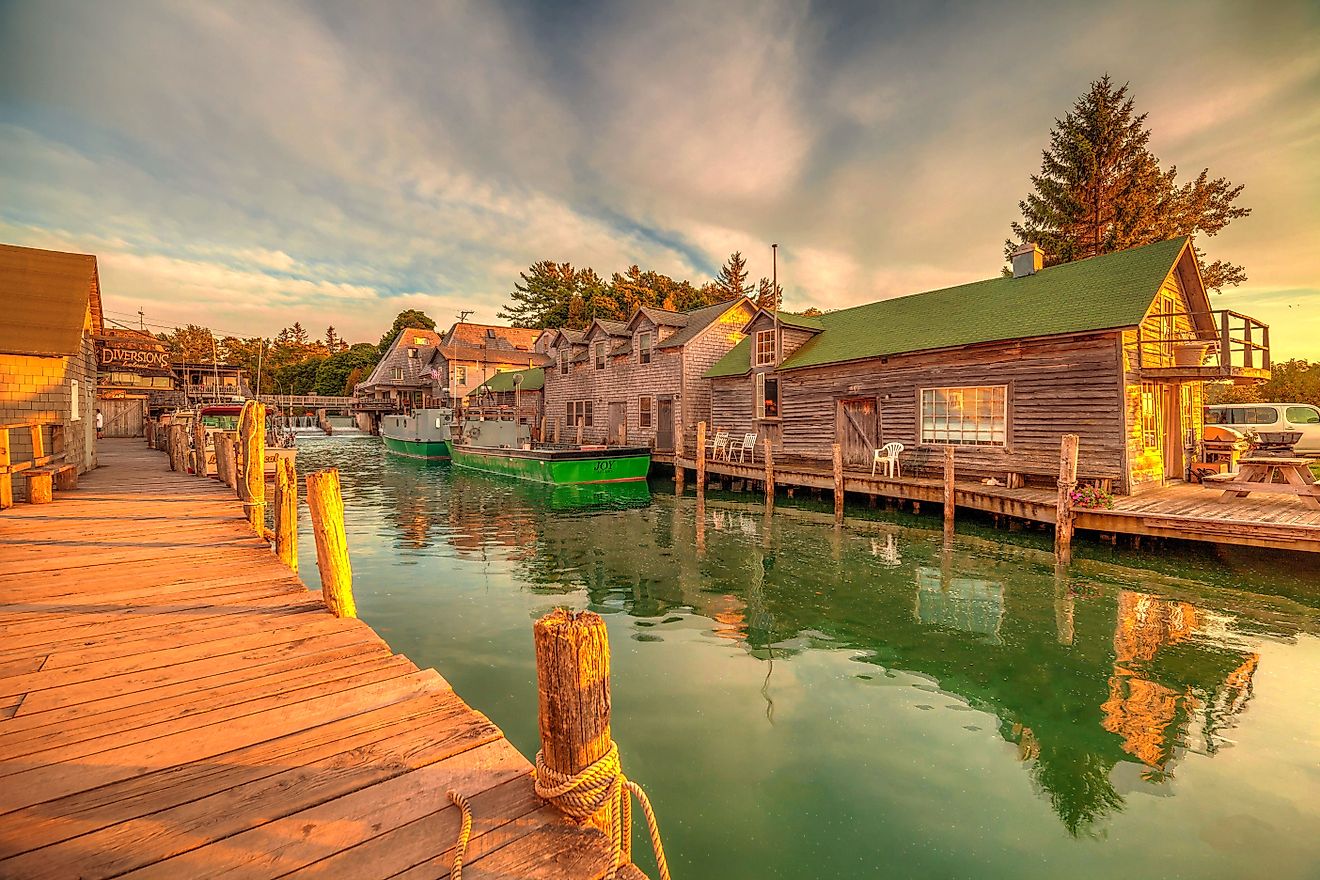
[155,309,439,397]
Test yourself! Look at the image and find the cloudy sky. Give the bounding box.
[2,0,1317,357]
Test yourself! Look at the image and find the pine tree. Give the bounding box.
[714,252,752,299]
[1008,75,1250,291]
[755,277,782,311]
[324,325,344,353]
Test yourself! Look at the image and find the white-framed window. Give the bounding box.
[639,395,652,428]
[71,379,80,421]
[594,342,606,370]
[754,329,776,366]
[1140,382,1160,450]
[638,331,653,365]
[390,366,404,380]
[454,365,467,384]
[755,372,780,419]
[920,386,1007,446]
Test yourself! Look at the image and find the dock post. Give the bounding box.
[576,423,584,446]
[243,402,266,532]
[763,438,774,512]
[1054,433,1080,566]
[696,421,706,492]
[169,425,186,472]
[674,463,685,494]
[306,467,355,618]
[274,455,298,573]
[540,414,547,442]
[554,419,561,445]
[943,445,955,544]
[832,443,844,523]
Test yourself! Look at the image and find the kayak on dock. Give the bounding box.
[451,417,650,485]
[381,408,454,460]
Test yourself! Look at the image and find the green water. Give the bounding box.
[293,439,1320,880]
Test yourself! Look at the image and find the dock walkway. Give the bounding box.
[0,441,613,879]
[677,454,1320,554]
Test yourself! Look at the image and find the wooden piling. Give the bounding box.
[674,463,685,494]
[832,443,844,523]
[192,418,207,477]
[306,467,355,618]
[242,402,266,532]
[763,438,775,512]
[554,419,561,445]
[273,455,298,573]
[1054,433,1080,566]
[540,414,547,442]
[696,421,707,493]
[532,609,615,837]
[943,445,955,543]
[576,422,584,446]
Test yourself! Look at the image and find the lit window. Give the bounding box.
[595,343,606,370]
[639,396,652,428]
[454,365,467,384]
[638,332,653,365]
[754,330,776,366]
[755,373,779,419]
[71,379,80,421]
[920,386,1007,446]
[413,336,427,345]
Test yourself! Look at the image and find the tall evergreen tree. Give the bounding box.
[1008,75,1250,291]
[755,276,782,311]
[713,251,752,299]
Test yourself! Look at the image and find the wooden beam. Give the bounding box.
[943,445,955,543]
[832,443,844,523]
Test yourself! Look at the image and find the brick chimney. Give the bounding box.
[1010,242,1044,278]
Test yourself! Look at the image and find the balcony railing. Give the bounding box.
[1136,309,1270,380]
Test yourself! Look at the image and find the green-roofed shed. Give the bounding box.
[704,237,1271,496]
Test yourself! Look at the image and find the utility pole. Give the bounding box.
[138,307,145,331]
[771,243,780,364]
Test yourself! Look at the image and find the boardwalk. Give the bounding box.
[677,454,1320,554]
[0,441,613,880]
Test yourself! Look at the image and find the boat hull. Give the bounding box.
[450,445,650,485]
[382,435,452,461]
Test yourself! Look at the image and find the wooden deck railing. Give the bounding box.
[1137,309,1270,376]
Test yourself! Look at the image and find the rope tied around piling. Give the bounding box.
[534,741,671,880]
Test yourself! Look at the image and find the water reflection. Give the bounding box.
[298,440,1320,871]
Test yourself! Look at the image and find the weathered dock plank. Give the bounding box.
[0,440,611,880]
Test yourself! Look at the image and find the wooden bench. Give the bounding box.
[1,422,72,507]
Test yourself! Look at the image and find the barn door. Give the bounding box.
[103,399,145,437]
[836,398,879,468]
[655,397,674,451]
[608,401,627,445]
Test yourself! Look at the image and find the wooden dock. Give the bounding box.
[676,453,1320,554]
[0,441,616,879]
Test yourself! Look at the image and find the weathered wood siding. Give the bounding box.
[712,332,1129,486]
[678,300,755,454]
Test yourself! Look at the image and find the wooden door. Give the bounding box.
[102,398,145,437]
[608,401,627,445]
[836,397,879,468]
[655,398,674,452]
[1162,384,1183,481]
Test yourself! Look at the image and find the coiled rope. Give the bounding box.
[533,741,671,880]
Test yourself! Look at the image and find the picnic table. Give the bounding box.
[1217,456,1320,510]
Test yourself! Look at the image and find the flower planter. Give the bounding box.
[1174,342,1210,367]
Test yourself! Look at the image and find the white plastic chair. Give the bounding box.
[706,430,729,460]
[872,442,903,478]
[726,432,758,463]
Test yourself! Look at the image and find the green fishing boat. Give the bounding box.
[381,409,453,460]
[451,418,650,485]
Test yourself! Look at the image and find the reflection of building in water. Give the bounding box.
[913,567,1004,644]
[1101,589,1259,773]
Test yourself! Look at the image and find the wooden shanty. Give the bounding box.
[705,237,1270,496]
[539,298,756,453]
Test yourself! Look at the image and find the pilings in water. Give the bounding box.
[832,443,844,524]
[943,445,955,544]
[240,402,267,532]
[696,421,707,493]
[306,467,356,618]
[763,438,774,513]
[1054,433,1080,566]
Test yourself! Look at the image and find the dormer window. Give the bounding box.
[486,329,496,339]
[413,336,427,345]
[638,331,653,365]
[754,329,776,367]
[391,366,404,380]
[594,342,606,370]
